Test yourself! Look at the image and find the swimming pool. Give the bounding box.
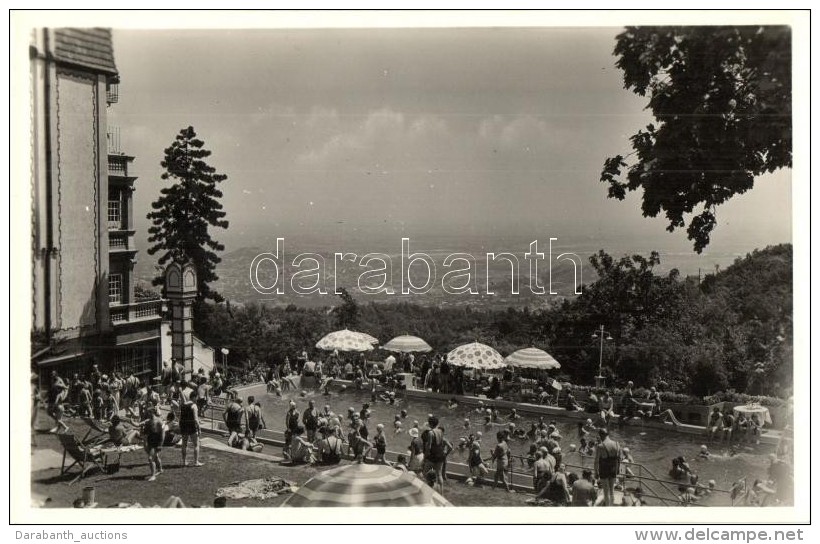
[246,384,780,505]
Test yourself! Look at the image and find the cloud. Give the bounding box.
[295,108,562,174]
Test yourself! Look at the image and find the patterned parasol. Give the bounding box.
[382,335,433,353]
[282,463,452,507]
[446,342,505,370]
[504,347,561,370]
[315,329,376,352]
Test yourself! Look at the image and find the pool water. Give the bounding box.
[252,385,776,504]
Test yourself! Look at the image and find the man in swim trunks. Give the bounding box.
[302,399,319,442]
[490,430,512,493]
[594,428,621,506]
[179,390,203,467]
[246,397,266,439]
[143,406,165,481]
[223,397,246,446]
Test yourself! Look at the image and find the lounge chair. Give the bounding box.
[57,433,109,485]
[80,417,110,444]
[57,433,141,484]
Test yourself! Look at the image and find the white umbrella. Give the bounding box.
[360,332,380,345]
[315,329,376,352]
[504,347,561,370]
[383,335,433,353]
[283,463,452,507]
[446,342,505,370]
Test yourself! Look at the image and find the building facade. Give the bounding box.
[31,28,163,379]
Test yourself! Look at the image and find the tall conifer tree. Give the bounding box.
[147,126,229,302]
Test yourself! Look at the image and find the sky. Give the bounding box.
[110,27,792,262]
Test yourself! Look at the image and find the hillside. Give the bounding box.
[192,245,793,399]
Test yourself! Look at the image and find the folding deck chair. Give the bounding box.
[57,433,111,485]
[80,417,110,444]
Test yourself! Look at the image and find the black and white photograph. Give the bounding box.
[11,10,809,525]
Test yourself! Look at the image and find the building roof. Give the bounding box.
[52,28,118,77]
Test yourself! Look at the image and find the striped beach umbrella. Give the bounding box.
[282,463,452,507]
[315,330,376,352]
[383,335,433,353]
[504,347,561,370]
[446,342,505,370]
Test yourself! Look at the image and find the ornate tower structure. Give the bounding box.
[164,260,197,380]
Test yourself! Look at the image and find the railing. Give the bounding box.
[508,453,733,506]
[108,157,126,174]
[110,300,164,324]
[108,233,128,249]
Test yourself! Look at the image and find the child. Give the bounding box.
[373,424,388,464]
[467,436,489,486]
[749,414,763,445]
[525,443,538,469]
[92,390,104,420]
[393,454,409,472]
[347,423,372,464]
[698,444,711,459]
[678,485,698,506]
[621,446,635,478]
[78,384,92,417]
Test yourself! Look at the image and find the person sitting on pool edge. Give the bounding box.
[720,410,735,443]
[598,391,616,426]
[564,388,583,412]
[707,407,723,442]
[287,425,314,464]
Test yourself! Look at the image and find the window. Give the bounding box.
[109,274,123,304]
[111,346,157,376]
[107,195,121,229]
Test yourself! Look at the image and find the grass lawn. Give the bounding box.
[31,415,534,509]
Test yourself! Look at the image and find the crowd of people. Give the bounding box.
[33,351,794,507]
[34,360,246,482]
[705,406,766,446]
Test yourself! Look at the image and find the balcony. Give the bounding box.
[108,232,137,255]
[110,300,165,326]
[108,154,137,187]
